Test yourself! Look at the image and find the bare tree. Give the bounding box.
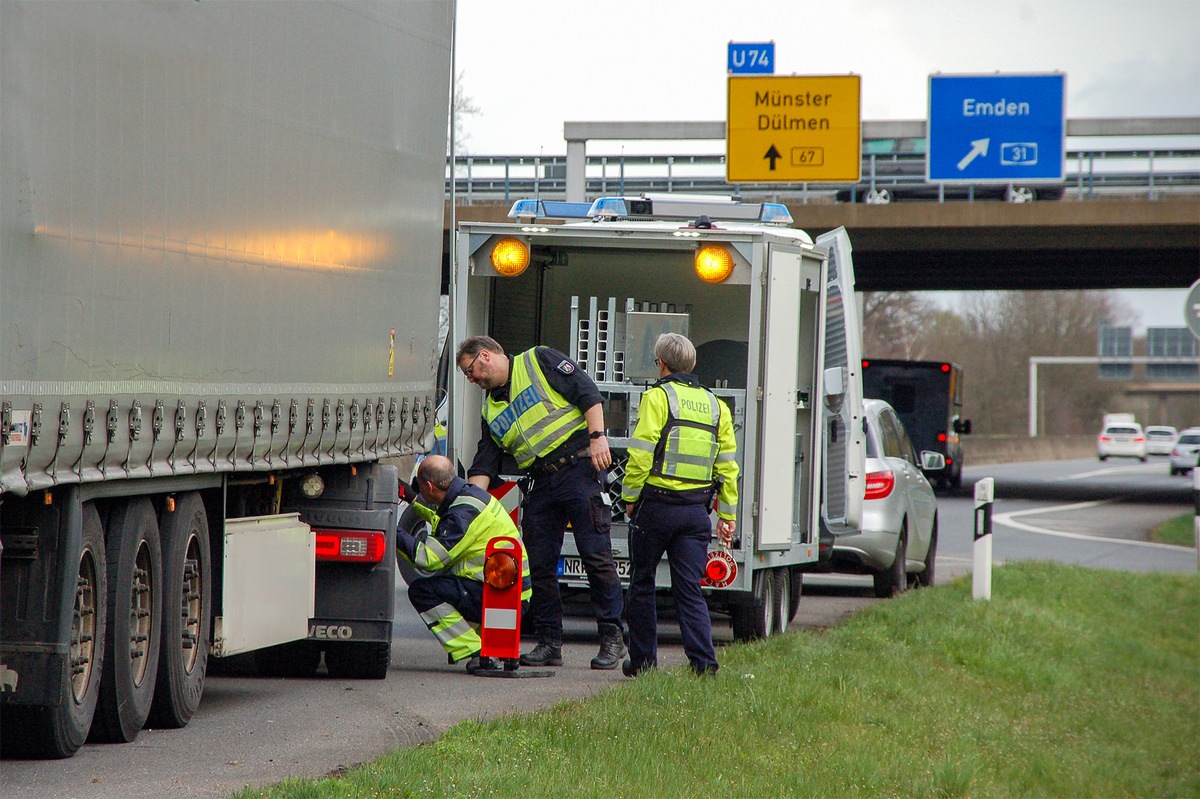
[862,289,1139,436]
[450,70,479,155]
[953,290,1134,435]
[861,292,942,358]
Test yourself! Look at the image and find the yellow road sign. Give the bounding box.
[726,74,862,183]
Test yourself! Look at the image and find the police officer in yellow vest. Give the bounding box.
[398,455,532,673]
[621,333,739,677]
[456,335,627,670]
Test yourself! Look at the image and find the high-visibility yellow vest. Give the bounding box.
[483,350,586,469]
[408,491,532,601]
[647,382,721,486]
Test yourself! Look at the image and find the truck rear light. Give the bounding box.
[864,470,895,500]
[314,529,387,563]
[937,432,947,442]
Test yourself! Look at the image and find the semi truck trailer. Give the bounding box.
[0,0,452,758]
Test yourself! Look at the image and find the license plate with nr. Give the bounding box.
[558,557,632,580]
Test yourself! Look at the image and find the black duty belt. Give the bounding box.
[530,447,591,476]
[640,484,712,506]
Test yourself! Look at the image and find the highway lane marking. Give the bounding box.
[992,499,1188,551]
[1053,462,1165,480]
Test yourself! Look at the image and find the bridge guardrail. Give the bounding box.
[448,147,1200,205]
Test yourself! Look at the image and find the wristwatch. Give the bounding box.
[589,431,605,440]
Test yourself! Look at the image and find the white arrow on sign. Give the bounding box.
[956,138,990,171]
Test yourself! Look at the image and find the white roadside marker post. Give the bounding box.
[973,477,995,601]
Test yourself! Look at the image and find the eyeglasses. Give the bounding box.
[461,351,481,377]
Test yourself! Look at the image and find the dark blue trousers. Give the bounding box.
[521,459,624,635]
[626,499,717,673]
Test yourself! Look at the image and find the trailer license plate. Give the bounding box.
[557,557,632,579]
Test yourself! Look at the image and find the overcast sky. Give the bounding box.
[453,0,1200,330]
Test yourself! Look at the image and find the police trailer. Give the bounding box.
[449,196,864,640]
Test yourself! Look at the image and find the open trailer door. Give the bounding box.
[815,227,865,534]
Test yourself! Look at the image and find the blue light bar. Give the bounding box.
[507,199,593,220]
[587,197,630,218]
[759,203,794,225]
[586,195,792,225]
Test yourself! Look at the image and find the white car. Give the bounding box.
[1169,428,1200,476]
[1097,423,1147,462]
[1144,426,1178,456]
[831,399,944,598]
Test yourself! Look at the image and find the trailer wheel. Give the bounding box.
[731,569,779,641]
[873,525,908,598]
[787,567,803,624]
[1,503,107,759]
[774,569,791,634]
[148,492,211,728]
[90,499,162,743]
[324,641,390,680]
[254,640,321,678]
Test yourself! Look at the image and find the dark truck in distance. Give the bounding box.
[861,359,971,490]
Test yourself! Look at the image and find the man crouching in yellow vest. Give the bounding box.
[397,455,531,673]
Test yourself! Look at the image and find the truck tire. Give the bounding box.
[731,569,778,641]
[873,525,908,598]
[254,640,321,678]
[90,499,163,743]
[148,492,211,728]
[1,503,107,759]
[324,641,390,680]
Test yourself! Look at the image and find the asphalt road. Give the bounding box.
[2,456,1194,798]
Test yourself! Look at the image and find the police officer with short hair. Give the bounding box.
[398,455,531,673]
[456,335,627,670]
[621,333,739,677]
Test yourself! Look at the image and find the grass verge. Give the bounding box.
[234,562,1199,799]
[1152,511,1198,548]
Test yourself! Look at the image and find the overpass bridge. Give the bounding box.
[447,118,1199,292]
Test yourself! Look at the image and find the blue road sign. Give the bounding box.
[928,73,1065,182]
[728,42,774,74]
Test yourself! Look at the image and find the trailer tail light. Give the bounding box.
[937,432,947,442]
[864,470,895,500]
[314,529,387,563]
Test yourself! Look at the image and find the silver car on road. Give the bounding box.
[832,399,945,597]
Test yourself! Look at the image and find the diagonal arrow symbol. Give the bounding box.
[957,138,990,170]
[763,145,782,171]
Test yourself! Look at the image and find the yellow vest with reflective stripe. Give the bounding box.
[649,382,720,487]
[409,493,532,600]
[483,350,586,469]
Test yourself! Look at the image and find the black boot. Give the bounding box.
[520,627,563,667]
[590,622,627,670]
